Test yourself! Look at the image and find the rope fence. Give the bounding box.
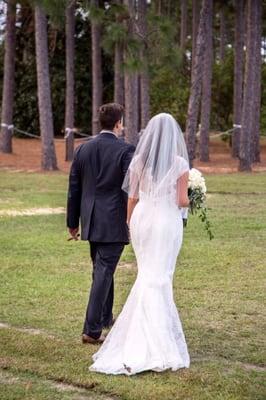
[1,122,242,142]
[196,124,242,139]
[0,123,92,142]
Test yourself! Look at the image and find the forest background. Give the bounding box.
[0,0,265,171]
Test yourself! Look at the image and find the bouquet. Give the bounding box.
[188,168,214,240]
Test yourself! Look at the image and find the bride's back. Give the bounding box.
[123,113,189,205]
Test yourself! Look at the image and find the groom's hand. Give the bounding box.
[68,227,80,241]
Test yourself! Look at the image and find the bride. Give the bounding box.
[89,113,190,375]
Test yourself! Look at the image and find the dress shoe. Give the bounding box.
[82,333,105,344]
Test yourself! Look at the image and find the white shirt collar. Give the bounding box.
[100,130,117,137]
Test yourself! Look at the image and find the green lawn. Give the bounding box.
[0,170,265,400]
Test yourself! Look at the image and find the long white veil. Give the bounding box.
[122,113,189,203]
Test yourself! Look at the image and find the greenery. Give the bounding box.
[0,170,265,399]
[0,5,114,136]
[0,2,265,137]
[188,187,214,241]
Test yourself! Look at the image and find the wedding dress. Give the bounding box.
[89,114,190,375]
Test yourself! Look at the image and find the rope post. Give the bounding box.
[65,127,74,162]
[0,122,14,153]
[1,122,14,131]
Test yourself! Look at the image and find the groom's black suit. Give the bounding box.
[67,131,135,338]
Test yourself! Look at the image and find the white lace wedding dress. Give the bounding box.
[89,156,190,375]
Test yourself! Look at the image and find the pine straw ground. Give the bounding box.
[0,136,266,173]
[0,139,265,400]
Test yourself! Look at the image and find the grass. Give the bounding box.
[0,170,265,400]
[0,368,110,400]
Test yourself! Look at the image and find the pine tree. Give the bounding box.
[124,0,139,145]
[239,0,260,171]
[90,0,103,135]
[232,0,244,158]
[138,0,150,129]
[219,4,226,62]
[251,0,262,163]
[0,0,16,154]
[185,0,211,166]
[199,0,213,162]
[65,0,75,161]
[180,0,187,50]
[191,0,200,70]
[35,3,58,170]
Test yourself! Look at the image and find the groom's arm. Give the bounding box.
[67,146,82,231]
[121,144,135,175]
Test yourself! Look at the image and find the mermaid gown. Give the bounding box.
[89,156,190,375]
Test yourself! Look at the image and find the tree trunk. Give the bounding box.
[91,0,103,136]
[180,0,187,50]
[156,0,162,16]
[239,0,259,171]
[138,0,150,129]
[232,0,244,158]
[124,73,139,146]
[251,0,262,163]
[35,4,57,170]
[124,0,139,145]
[0,0,16,154]
[191,0,200,70]
[199,0,213,162]
[65,1,75,162]
[114,42,124,105]
[185,0,210,166]
[114,0,124,105]
[219,6,226,62]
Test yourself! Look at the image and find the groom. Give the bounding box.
[67,103,135,344]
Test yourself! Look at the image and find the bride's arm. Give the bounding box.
[126,167,140,225]
[127,198,139,225]
[177,171,189,207]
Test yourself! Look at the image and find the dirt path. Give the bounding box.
[0,137,266,174]
[0,369,117,400]
[0,207,66,217]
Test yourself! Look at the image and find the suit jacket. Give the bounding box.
[67,132,135,243]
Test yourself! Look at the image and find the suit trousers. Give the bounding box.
[83,242,124,339]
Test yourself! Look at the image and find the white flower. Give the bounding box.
[201,183,207,194]
[188,168,207,193]
[190,168,201,177]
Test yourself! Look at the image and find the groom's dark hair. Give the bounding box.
[98,103,124,130]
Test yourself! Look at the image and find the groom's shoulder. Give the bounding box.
[98,134,135,154]
[72,137,97,159]
[77,135,99,151]
[117,139,135,153]
[86,133,135,154]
